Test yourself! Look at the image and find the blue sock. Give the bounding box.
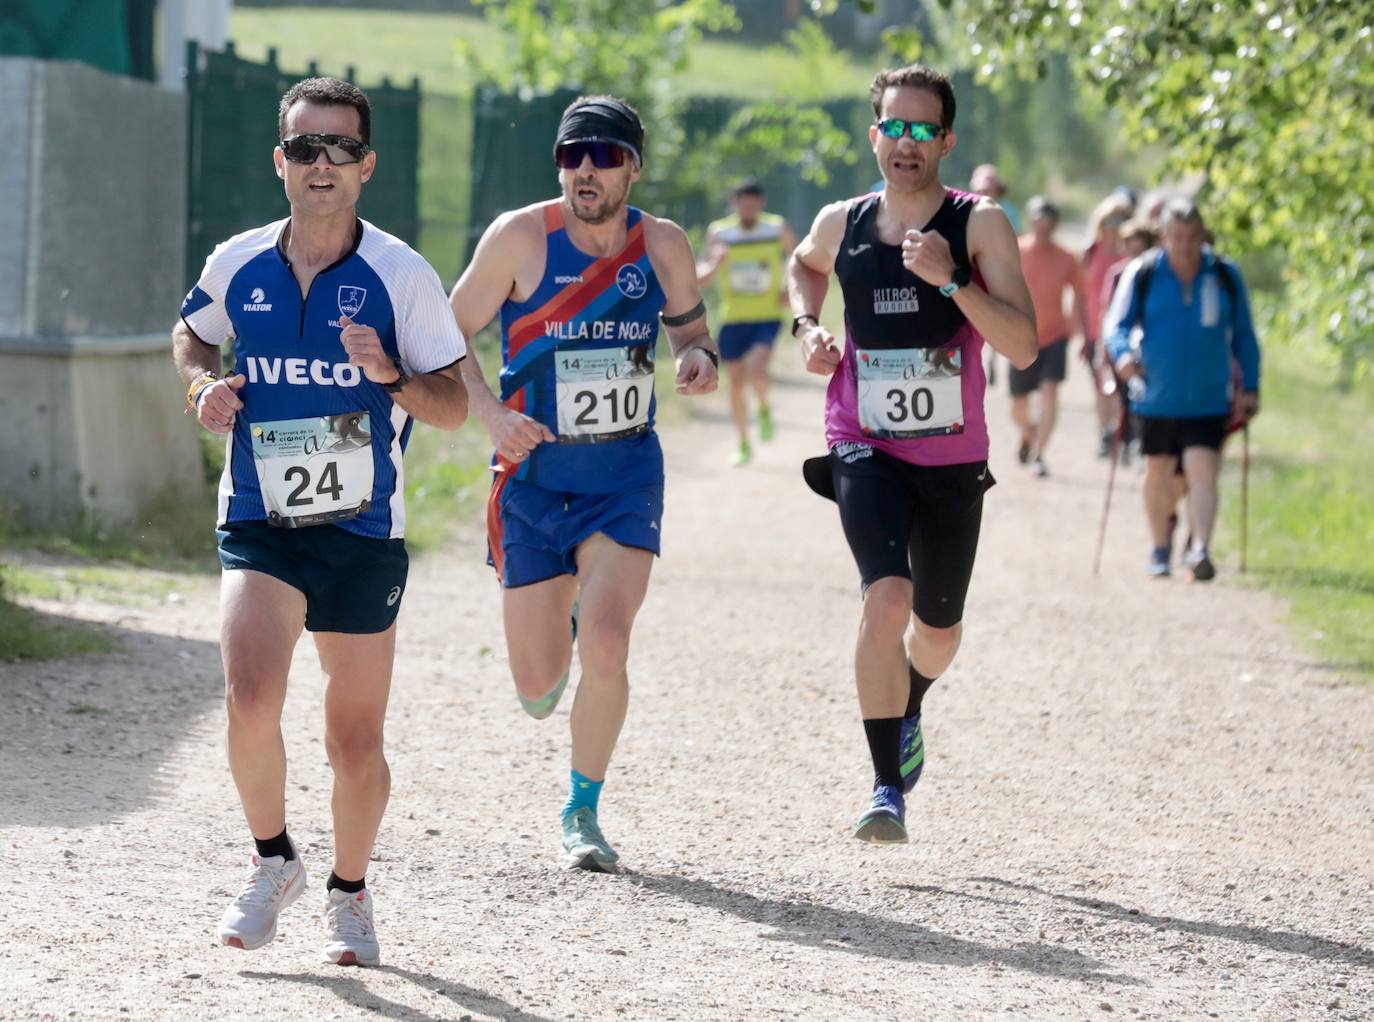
[561,769,603,819]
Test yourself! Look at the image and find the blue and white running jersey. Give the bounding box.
[180,218,465,539]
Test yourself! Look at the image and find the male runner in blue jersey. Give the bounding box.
[448,96,718,873]
[788,64,1037,842]
[173,77,467,965]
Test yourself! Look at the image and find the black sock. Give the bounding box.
[863,717,904,789]
[254,829,295,862]
[327,872,366,894]
[906,663,937,719]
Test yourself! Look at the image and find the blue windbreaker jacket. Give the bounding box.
[1104,249,1261,419]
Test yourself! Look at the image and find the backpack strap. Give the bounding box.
[1133,250,1239,330]
[1131,250,1158,330]
[1213,257,1239,310]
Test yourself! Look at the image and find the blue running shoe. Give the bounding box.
[518,601,578,720]
[561,807,620,873]
[853,783,907,844]
[899,714,925,793]
[1147,546,1171,578]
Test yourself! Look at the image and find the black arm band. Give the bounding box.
[661,300,706,327]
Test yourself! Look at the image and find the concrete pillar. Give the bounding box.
[0,58,204,528]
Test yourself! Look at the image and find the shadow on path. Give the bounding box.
[0,614,222,826]
[632,871,1142,985]
[244,966,560,1022]
[901,877,1374,972]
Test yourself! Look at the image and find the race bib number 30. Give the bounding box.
[555,346,654,443]
[856,346,965,439]
[251,413,374,528]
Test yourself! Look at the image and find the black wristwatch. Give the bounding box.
[382,358,411,393]
[690,345,720,368]
[939,265,973,298]
[791,313,819,337]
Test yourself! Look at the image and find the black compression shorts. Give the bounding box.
[826,446,994,629]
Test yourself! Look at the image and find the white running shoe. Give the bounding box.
[322,886,380,967]
[217,842,306,951]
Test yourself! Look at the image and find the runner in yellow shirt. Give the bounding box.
[697,179,797,465]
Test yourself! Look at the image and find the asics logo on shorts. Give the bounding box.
[241,355,364,388]
[386,586,402,606]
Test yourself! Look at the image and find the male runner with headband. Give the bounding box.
[448,96,718,872]
[174,77,467,964]
[788,64,1037,842]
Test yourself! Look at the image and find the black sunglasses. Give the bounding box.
[280,134,371,166]
[555,140,630,170]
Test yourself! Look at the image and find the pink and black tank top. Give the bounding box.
[826,189,989,467]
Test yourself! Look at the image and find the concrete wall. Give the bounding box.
[0,61,34,341]
[0,58,204,528]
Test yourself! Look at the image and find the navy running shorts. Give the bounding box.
[718,320,781,362]
[487,475,663,588]
[217,520,408,634]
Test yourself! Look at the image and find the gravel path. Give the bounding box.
[2,364,1370,1021]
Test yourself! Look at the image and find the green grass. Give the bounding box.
[0,563,182,606]
[228,8,873,102]
[402,404,497,553]
[1219,340,1374,681]
[0,487,219,572]
[0,589,117,663]
[403,330,500,552]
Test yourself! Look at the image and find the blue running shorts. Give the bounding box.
[718,320,781,362]
[486,476,664,588]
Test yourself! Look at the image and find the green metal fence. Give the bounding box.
[184,40,421,288]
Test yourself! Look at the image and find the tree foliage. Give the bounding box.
[458,0,858,215]
[682,21,858,189]
[942,0,1374,377]
[457,0,739,97]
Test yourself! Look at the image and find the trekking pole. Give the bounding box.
[1240,423,1250,574]
[1092,402,1128,576]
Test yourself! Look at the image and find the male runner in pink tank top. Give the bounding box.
[788,63,1037,843]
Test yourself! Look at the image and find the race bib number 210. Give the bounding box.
[555,346,654,443]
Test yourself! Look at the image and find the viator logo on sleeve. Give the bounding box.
[243,287,273,312]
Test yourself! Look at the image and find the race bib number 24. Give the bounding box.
[251,413,374,527]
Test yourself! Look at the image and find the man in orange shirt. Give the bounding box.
[1009,196,1086,477]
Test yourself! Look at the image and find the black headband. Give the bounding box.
[555,98,644,166]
